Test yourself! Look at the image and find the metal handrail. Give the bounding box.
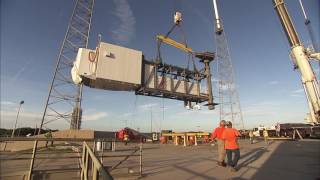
[4,139,142,179]
[0,137,142,142]
[81,141,113,180]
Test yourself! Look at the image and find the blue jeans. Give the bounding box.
[226,149,240,167]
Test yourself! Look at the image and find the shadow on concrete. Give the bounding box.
[32,168,79,180]
[32,170,50,180]
[113,146,159,152]
[142,156,220,177]
[173,164,217,180]
[251,140,320,180]
[237,148,268,169]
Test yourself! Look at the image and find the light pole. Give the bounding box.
[11,100,24,138]
[150,107,153,134]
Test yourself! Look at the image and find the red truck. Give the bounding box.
[115,127,147,142]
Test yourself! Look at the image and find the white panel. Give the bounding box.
[165,77,171,91]
[95,42,142,85]
[77,48,97,78]
[144,64,155,88]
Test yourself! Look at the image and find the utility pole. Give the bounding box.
[11,100,24,138]
[38,0,95,134]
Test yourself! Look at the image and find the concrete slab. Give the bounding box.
[1,139,319,180]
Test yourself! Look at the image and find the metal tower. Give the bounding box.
[212,0,244,129]
[215,26,244,129]
[39,0,95,133]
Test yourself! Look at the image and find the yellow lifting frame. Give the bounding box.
[156,35,193,54]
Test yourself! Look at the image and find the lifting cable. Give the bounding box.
[131,94,139,129]
[156,12,198,75]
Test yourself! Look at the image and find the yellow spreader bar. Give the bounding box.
[157,35,193,54]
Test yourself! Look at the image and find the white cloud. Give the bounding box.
[292,89,304,93]
[0,109,42,128]
[0,101,15,106]
[177,109,218,116]
[268,81,279,85]
[138,103,158,111]
[111,0,136,45]
[0,110,41,119]
[290,88,304,97]
[241,101,278,118]
[0,108,109,128]
[82,112,108,121]
[119,112,132,117]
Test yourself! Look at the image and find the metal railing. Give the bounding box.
[81,141,113,180]
[28,140,38,180]
[0,138,143,180]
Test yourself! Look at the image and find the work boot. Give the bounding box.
[217,161,226,167]
[221,161,227,167]
[230,167,237,172]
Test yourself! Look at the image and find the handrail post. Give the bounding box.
[100,141,104,163]
[81,141,113,180]
[93,165,98,180]
[85,149,89,179]
[139,140,143,177]
[28,140,38,180]
[111,140,116,152]
[81,142,85,180]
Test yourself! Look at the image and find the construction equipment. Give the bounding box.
[115,128,148,142]
[298,0,320,83]
[298,0,319,55]
[71,12,217,110]
[212,0,223,34]
[273,0,320,124]
[212,0,244,129]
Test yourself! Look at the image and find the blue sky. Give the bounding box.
[1,0,319,132]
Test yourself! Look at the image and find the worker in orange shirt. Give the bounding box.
[222,121,240,172]
[210,120,226,167]
[124,134,129,145]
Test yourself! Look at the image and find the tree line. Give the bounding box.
[0,127,58,137]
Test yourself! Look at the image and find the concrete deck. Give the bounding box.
[1,139,319,180]
[138,139,320,180]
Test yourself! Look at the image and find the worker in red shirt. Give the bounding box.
[222,121,241,172]
[210,120,226,167]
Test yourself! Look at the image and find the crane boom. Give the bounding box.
[213,0,223,34]
[273,0,320,124]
